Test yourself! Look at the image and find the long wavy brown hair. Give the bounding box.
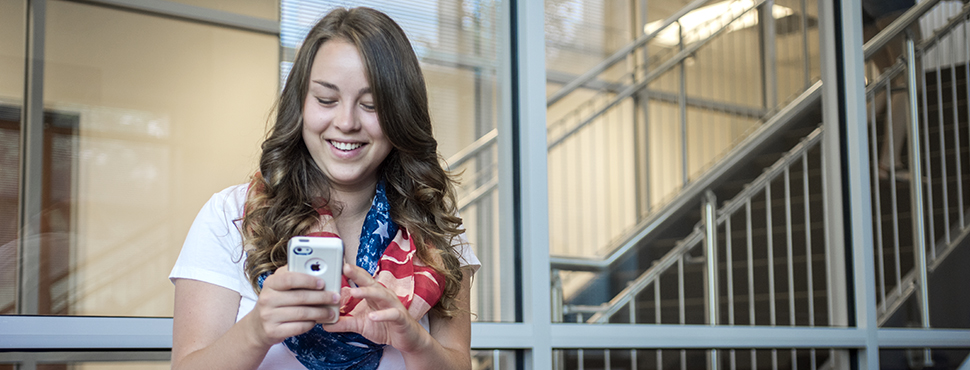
[241,7,465,317]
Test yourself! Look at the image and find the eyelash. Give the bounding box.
[315,97,374,111]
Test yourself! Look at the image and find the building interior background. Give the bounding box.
[1,0,969,369]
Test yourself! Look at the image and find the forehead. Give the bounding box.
[308,39,368,80]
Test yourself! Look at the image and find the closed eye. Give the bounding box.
[316,98,337,106]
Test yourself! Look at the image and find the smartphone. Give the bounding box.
[287,236,344,323]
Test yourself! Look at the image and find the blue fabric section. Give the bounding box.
[257,181,399,370]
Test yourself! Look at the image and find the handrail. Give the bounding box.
[448,0,766,171]
[550,80,822,271]
[547,0,766,150]
[586,126,824,323]
[863,0,941,59]
[445,129,497,171]
[549,0,962,272]
[545,0,711,107]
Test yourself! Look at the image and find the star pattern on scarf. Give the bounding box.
[372,220,389,242]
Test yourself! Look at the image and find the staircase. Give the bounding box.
[545,2,970,369]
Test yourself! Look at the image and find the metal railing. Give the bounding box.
[549,0,969,343]
[863,1,970,333]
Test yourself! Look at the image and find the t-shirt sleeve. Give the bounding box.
[169,185,250,295]
[454,232,482,275]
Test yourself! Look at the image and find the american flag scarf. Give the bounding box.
[257,181,445,369]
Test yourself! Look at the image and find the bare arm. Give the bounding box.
[171,267,341,370]
[399,267,473,370]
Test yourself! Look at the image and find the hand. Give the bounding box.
[323,264,431,353]
[246,265,342,347]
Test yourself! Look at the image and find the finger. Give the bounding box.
[265,270,325,291]
[347,285,397,305]
[268,289,342,307]
[266,305,338,324]
[343,264,377,287]
[366,307,407,324]
[321,315,357,333]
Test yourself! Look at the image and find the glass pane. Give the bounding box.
[25,0,278,316]
[281,0,512,322]
[0,0,24,315]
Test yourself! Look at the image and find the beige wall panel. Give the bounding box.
[0,0,24,104]
[44,2,277,316]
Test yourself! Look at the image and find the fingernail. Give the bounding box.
[316,278,325,290]
[332,292,341,302]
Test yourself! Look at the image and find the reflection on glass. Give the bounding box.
[8,1,279,316]
[0,0,25,315]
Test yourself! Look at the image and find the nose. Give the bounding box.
[333,103,360,132]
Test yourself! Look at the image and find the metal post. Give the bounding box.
[511,0,551,367]
[904,35,933,368]
[819,0,877,368]
[18,0,47,316]
[679,21,688,186]
[703,191,719,370]
[760,0,778,109]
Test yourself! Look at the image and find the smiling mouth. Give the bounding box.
[329,140,363,151]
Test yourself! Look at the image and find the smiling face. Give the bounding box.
[302,39,392,193]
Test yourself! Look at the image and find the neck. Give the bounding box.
[329,181,378,221]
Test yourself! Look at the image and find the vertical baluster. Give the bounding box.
[679,255,685,325]
[886,81,904,299]
[950,29,964,235]
[746,199,755,326]
[766,185,776,327]
[915,49,937,260]
[907,35,934,368]
[629,297,636,370]
[577,313,585,370]
[604,349,611,370]
[785,167,795,327]
[935,42,951,244]
[870,82,887,311]
[704,191,719,370]
[803,154,815,326]
[656,276,662,324]
[727,215,735,326]
[966,13,970,232]
[766,184,778,370]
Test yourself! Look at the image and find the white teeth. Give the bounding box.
[330,141,363,151]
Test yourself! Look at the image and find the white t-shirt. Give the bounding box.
[169,184,481,369]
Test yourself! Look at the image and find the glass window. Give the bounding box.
[281,0,512,322]
[3,0,278,316]
[0,0,24,315]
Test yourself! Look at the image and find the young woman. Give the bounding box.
[169,7,479,370]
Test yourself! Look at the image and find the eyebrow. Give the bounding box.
[311,80,371,96]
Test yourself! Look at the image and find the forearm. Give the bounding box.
[399,332,471,370]
[172,313,272,370]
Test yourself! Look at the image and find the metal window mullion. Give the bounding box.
[508,0,550,367]
[18,0,47,316]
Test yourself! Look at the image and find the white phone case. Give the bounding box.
[287,236,344,323]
